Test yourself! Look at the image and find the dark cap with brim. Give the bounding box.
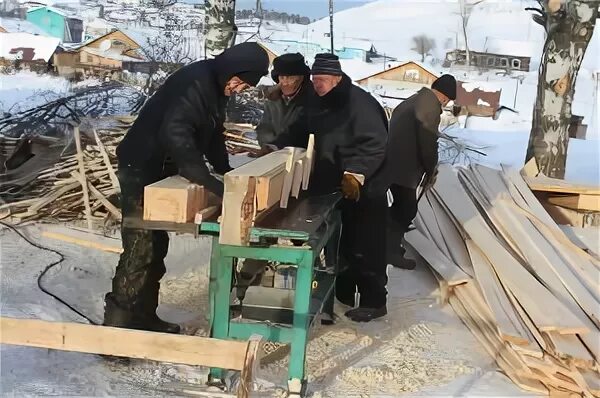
[311,53,343,76]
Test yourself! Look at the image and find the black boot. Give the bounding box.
[103,292,134,328]
[137,282,181,334]
[388,245,416,270]
[345,306,387,322]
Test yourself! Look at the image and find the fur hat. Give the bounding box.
[271,53,310,83]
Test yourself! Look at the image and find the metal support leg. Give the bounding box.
[288,251,312,394]
[209,240,234,382]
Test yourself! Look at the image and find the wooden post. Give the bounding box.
[73,126,93,231]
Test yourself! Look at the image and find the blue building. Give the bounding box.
[26,6,83,43]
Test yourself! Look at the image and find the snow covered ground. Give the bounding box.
[0,224,537,397]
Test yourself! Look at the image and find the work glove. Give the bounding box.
[341,173,361,201]
[248,145,276,158]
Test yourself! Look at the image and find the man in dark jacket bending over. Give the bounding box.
[309,53,389,322]
[255,53,314,151]
[375,74,456,269]
[104,42,269,334]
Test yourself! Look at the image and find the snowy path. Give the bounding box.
[0,223,536,397]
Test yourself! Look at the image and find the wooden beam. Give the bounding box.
[73,126,93,231]
[0,317,250,371]
[291,159,303,199]
[302,134,315,190]
[524,175,600,196]
[41,231,123,254]
[547,194,600,212]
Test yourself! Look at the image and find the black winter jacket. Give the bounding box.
[255,80,315,149]
[371,88,441,191]
[308,74,388,196]
[116,43,268,196]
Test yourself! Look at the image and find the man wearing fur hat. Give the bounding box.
[309,53,389,323]
[255,53,314,151]
[373,74,457,270]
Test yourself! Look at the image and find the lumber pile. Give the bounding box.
[406,163,600,397]
[220,139,314,245]
[0,125,124,227]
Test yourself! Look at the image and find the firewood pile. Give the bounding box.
[0,118,130,227]
[406,164,600,397]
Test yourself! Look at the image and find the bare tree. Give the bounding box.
[204,0,237,58]
[457,0,485,66]
[525,0,599,178]
[412,35,436,62]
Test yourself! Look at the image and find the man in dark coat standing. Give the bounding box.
[374,74,457,269]
[104,42,269,334]
[255,53,314,150]
[309,53,389,322]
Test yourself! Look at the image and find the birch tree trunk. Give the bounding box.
[525,0,599,178]
[204,0,237,58]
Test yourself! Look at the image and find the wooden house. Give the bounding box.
[0,32,59,71]
[355,61,438,95]
[53,29,144,78]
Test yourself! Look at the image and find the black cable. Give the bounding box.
[0,221,97,325]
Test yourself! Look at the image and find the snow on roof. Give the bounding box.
[484,38,535,58]
[0,17,47,35]
[461,81,501,93]
[81,46,141,62]
[26,5,81,19]
[0,32,59,61]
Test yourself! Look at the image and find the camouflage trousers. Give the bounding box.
[109,167,169,312]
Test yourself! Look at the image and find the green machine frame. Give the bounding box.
[125,193,342,395]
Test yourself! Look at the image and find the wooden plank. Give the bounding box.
[465,239,532,347]
[291,159,303,199]
[559,226,600,258]
[0,317,249,370]
[416,196,452,258]
[302,134,315,190]
[92,128,119,190]
[434,166,589,335]
[427,193,474,277]
[220,175,256,246]
[280,148,304,209]
[41,231,123,254]
[545,332,595,368]
[404,229,470,286]
[73,127,93,231]
[580,370,600,396]
[256,168,285,211]
[524,175,600,196]
[548,194,600,212]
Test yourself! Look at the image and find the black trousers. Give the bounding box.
[387,185,418,257]
[335,193,388,308]
[109,167,169,311]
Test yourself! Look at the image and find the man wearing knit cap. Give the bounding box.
[372,74,457,270]
[255,53,314,151]
[105,42,269,334]
[309,52,389,323]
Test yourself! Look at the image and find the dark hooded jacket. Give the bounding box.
[116,42,269,196]
[308,74,388,196]
[255,79,315,149]
[370,87,441,192]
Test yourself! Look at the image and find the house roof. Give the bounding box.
[456,81,502,115]
[355,60,438,83]
[0,17,47,35]
[63,29,141,51]
[483,38,535,59]
[80,46,142,62]
[26,5,82,20]
[0,32,59,61]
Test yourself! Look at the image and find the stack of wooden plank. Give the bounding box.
[220,138,314,245]
[405,163,600,397]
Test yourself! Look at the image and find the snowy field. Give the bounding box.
[0,72,72,114]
